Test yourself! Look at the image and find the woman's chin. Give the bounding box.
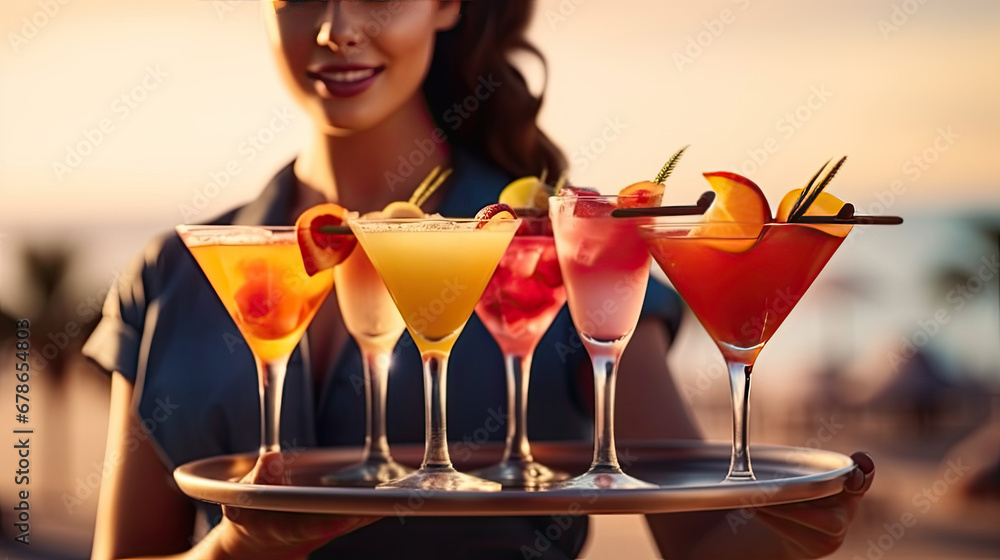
[314,113,380,137]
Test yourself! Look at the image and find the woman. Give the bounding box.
[84,2,873,559]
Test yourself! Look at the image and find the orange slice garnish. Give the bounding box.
[295,203,357,276]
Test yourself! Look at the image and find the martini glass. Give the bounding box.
[176,226,335,455]
[472,214,569,488]
[321,244,413,486]
[349,217,520,491]
[549,194,661,490]
[638,221,852,481]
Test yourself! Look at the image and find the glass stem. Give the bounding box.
[421,352,453,470]
[502,354,533,464]
[591,354,622,472]
[362,350,393,463]
[726,361,755,480]
[258,357,289,455]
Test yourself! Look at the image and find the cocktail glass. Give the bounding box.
[349,217,521,491]
[549,194,661,489]
[638,221,852,481]
[176,225,335,455]
[472,214,569,488]
[321,244,413,486]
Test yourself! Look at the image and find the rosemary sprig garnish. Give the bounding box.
[788,160,828,219]
[653,145,689,184]
[789,156,847,222]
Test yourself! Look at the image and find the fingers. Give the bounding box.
[254,452,287,485]
[755,511,846,559]
[237,451,287,486]
[845,451,876,495]
[756,500,850,538]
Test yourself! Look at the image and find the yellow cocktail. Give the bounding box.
[350,217,520,491]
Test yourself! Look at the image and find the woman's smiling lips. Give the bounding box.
[306,64,385,98]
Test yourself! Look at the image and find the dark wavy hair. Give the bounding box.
[423,0,566,180]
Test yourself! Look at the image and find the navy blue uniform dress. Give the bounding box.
[83,150,683,559]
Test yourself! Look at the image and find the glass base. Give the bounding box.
[376,466,501,491]
[471,460,570,489]
[723,470,757,483]
[552,465,657,490]
[320,459,414,488]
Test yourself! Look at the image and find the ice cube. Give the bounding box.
[574,238,601,267]
[511,246,543,278]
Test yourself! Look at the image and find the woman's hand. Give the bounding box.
[646,452,875,559]
[212,452,380,560]
[754,452,876,559]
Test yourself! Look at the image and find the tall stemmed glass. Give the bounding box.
[549,194,661,489]
[177,226,335,455]
[322,244,413,486]
[349,217,520,490]
[472,214,569,488]
[638,221,852,480]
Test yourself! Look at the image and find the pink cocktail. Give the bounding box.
[549,194,660,489]
[474,216,568,488]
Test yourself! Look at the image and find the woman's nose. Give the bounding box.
[316,3,365,56]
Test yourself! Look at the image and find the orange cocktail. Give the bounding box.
[178,226,335,455]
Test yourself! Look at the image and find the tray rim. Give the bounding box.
[173,440,856,516]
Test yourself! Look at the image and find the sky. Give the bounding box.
[0,0,997,232]
[0,0,998,386]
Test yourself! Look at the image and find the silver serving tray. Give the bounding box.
[174,441,854,516]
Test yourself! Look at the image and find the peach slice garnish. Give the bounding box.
[696,172,772,251]
[295,203,357,276]
[617,180,665,209]
[776,188,852,237]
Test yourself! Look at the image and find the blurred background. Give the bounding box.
[1,0,998,558]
